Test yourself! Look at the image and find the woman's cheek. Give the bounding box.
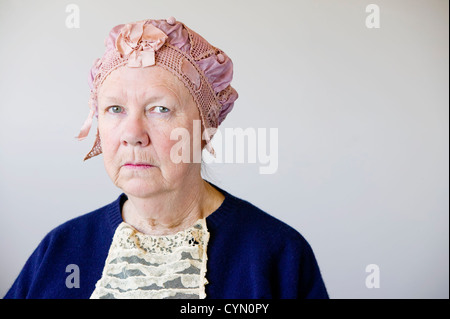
[157,130,181,163]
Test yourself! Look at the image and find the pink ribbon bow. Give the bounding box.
[116,21,168,67]
[75,22,168,141]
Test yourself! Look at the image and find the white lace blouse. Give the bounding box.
[90,219,210,299]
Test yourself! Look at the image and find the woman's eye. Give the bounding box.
[153,106,170,113]
[108,105,123,114]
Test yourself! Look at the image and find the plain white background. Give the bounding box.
[0,0,448,298]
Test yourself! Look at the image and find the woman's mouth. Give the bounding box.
[123,163,155,169]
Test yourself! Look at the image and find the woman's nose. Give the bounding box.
[120,115,150,147]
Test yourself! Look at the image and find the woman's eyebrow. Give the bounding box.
[100,92,178,105]
[101,96,122,103]
[98,94,128,104]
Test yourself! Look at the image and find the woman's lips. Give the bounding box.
[123,163,154,169]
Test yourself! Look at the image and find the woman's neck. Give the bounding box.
[121,179,224,236]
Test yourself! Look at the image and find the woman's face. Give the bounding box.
[97,66,202,198]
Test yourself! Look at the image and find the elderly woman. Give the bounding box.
[4,17,328,299]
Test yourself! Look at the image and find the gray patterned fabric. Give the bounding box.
[90,219,210,299]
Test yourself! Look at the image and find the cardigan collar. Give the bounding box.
[106,180,237,233]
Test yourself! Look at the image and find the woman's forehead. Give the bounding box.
[99,65,187,101]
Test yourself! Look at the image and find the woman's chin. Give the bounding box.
[118,179,166,198]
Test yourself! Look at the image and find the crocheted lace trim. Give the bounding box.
[90,219,210,299]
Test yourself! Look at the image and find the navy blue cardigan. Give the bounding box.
[4,183,328,299]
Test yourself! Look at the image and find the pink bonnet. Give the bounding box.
[77,17,238,160]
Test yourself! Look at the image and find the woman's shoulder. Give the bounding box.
[238,196,309,245]
[205,185,329,298]
[208,185,311,250]
[4,194,125,299]
[41,193,125,248]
